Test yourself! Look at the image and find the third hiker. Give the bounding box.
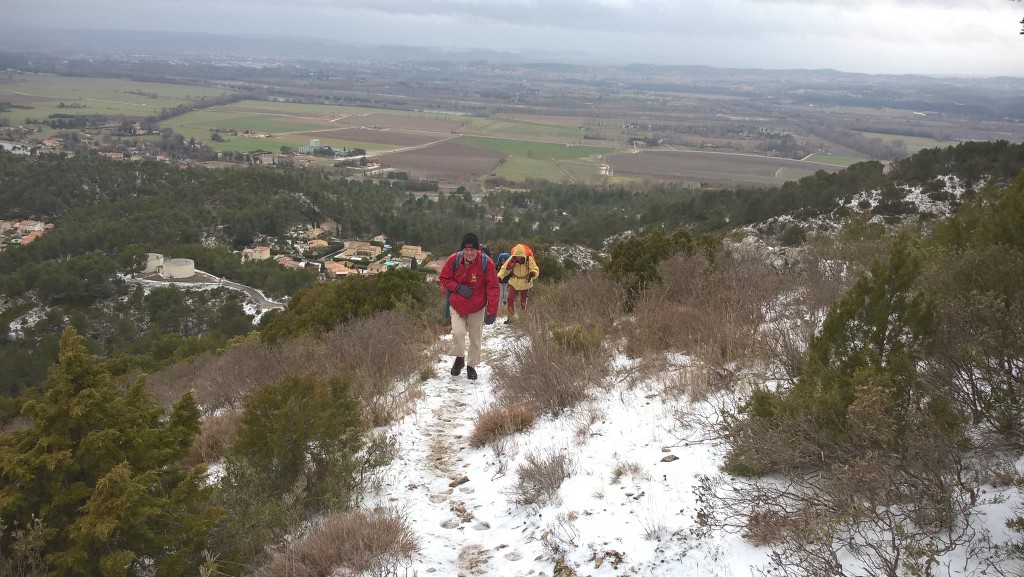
[497,243,539,323]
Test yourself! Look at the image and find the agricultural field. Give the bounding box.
[162,110,328,137]
[310,128,447,148]
[604,149,848,188]
[5,65,1018,191]
[379,140,506,181]
[453,136,615,183]
[462,116,600,144]
[0,73,234,120]
[804,154,866,166]
[858,131,955,154]
[160,102,466,154]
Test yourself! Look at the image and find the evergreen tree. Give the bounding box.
[730,238,946,474]
[604,228,694,309]
[0,327,221,577]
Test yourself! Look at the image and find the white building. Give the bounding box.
[163,258,196,279]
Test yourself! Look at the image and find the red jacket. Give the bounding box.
[439,251,500,317]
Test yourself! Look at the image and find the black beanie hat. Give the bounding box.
[461,233,480,250]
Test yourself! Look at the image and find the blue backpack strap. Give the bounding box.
[445,251,487,320]
[452,251,488,272]
[444,251,462,320]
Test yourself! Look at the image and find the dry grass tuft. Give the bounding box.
[185,407,243,467]
[259,509,419,577]
[623,249,789,399]
[147,310,436,426]
[491,307,611,414]
[609,460,646,485]
[506,450,574,507]
[533,272,625,336]
[469,403,538,448]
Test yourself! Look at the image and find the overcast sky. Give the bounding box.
[6,0,1024,77]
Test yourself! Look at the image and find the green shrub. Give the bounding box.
[551,323,604,357]
[778,224,806,246]
[227,373,364,511]
[604,228,694,310]
[725,238,943,475]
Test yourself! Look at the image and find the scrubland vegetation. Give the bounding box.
[1,140,1024,575]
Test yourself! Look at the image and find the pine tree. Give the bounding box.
[0,326,222,577]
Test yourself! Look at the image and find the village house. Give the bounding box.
[308,239,329,249]
[400,244,422,258]
[241,246,271,262]
[0,220,53,252]
[423,260,445,274]
[305,227,324,239]
[365,261,389,275]
[17,220,45,233]
[275,255,304,270]
[342,241,382,259]
[324,260,358,278]
[19,231,43,245]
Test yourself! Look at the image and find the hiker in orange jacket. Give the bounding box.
[496,243,539,323]
[438,233,500,380]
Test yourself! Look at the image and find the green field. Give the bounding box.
[454,136,613,183]
[163,110,327,136]
[493,156,570,182]
[464,117,590,142]
[858,132,954,154]
[160,109,395,154]
[0,74,233,119]
[560,160,605,185]
[222,101,383,118]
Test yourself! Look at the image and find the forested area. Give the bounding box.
[1,140,1023,576]
[1,141,1023,400]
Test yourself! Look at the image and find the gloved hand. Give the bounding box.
[484,314,496,325]
[527,271,536,280]
[505,260,516,270]
[455,284,473,298]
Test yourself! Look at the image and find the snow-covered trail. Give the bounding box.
[367,323,547,576]
[366,322,770,576]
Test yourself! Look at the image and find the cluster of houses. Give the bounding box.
[241,227,439,280]
[0,219,52,252]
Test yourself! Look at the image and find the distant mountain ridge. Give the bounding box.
[1,27,1023,86]
[0,28,595,66]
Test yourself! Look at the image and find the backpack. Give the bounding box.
[443,251,490,319]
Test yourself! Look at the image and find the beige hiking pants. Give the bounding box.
[450,308,485,367]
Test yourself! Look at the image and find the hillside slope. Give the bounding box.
[362,322,1019,576]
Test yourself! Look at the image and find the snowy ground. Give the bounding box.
[365,323,772,576]
[364,320,1023,576]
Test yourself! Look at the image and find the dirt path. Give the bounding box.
[372,325,525,576]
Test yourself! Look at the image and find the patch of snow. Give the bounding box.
[359,317,1020,576]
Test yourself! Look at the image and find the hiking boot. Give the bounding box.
[466,366,478,380]
[450,356,465,376]
[504,317,513,325]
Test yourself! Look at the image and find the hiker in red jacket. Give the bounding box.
[438,233,500,380]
